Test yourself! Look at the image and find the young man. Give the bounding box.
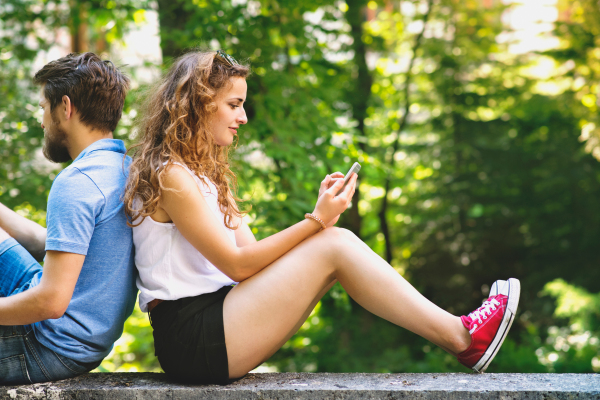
[0,53,137,384]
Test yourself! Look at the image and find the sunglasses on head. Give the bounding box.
[215,50,239,66]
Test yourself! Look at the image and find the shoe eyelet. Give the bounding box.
[483,316,487,319]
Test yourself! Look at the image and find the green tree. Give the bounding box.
[269,0,600,373]
[0,0,150,211]
[3,0,600,374]
[1,0,60,212]
[537,279,600,372]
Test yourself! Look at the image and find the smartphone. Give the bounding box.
[336,162,361,195]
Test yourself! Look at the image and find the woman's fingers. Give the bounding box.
[318,175,331,198]
[324,173,342,188]
[328,178,343,189]
[318,172,345,192]
[326,177,346,195]
[341,174,358,201]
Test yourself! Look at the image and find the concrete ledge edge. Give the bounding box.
[2,372,599,399]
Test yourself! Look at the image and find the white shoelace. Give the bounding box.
[468,298,501,325]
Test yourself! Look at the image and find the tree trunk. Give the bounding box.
[378,0,433,263]
[343,0,373,239]
[156,0,189,59]
[69,1,88,53]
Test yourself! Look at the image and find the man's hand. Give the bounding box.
[0,251,84,325]
[0,203,47,261]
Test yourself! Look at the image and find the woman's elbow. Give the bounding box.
[224,268,249,283]
[220,260,254,283]
[217,251,255,282]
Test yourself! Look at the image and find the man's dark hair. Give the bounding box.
[34,52,130,133]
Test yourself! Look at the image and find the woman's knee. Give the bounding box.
[318,226,359,242]
[290,227,361,266]
[309,227,361,258]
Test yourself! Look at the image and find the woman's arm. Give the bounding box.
[159,165,356,282]
[232,172,345,247]
[233,219,256,247]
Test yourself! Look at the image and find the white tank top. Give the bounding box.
[133,162,237,312]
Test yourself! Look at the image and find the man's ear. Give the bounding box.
[62,95,73,120]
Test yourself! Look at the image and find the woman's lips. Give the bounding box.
[229,127,238,134]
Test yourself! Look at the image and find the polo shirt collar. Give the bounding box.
[73,138,126,163]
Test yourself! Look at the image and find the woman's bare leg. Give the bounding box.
[223,227,471,378]
[252,280,337,367]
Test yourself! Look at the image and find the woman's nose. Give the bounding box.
[238,109,248,125]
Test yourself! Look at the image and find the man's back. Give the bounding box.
[34,139,137,363]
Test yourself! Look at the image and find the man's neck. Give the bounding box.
[67,130,114,160]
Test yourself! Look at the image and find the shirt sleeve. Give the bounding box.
[45,167,105,255]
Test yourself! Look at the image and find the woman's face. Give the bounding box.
[210,77,248,146]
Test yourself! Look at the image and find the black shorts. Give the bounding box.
[149,285,233,385]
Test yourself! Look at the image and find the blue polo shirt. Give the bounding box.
[32,139,137,363]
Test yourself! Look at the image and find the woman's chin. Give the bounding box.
[215,139,234,147]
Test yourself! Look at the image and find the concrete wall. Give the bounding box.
[2,372,599,399]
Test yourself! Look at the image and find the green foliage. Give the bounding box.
[2,0,600,375]
[0,0,57,210]
[536,279,600,372]
[0,0,150,209]
[549,0,600,161]
[95,303,161,372]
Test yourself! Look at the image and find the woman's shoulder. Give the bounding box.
[163,161,196,177]
[162,161,216,194]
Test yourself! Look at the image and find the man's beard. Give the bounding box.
[42,111,71,163]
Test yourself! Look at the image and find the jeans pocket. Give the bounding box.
[50,350,98,377]
[0,354,32,385]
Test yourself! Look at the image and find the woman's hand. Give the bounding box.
[317,173,345,227]
[313,172,358,227]
[318,172,344,198]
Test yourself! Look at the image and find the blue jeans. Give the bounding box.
[0,238,98,385]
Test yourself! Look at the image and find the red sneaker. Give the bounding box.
[457,278,520,372]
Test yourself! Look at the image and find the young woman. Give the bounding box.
[123,50,520,384]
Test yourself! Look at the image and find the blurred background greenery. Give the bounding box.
[1,0,600,374]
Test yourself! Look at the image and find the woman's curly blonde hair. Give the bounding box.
[123,50,250,228]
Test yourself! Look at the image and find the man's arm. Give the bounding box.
[0,203,47,261]
[0,250,84,325]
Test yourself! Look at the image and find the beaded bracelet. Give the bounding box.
[305,213,326,231]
